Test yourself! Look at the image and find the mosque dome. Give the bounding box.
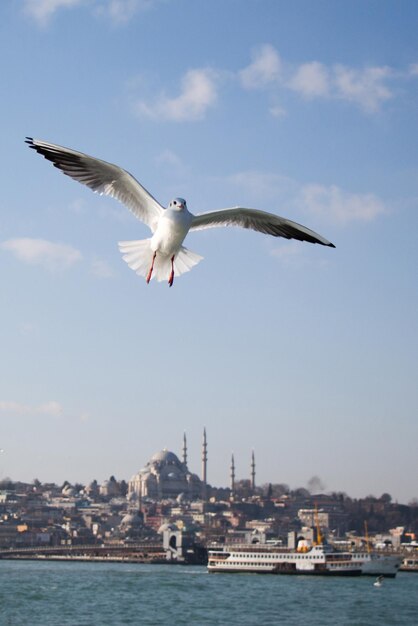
[151,449,180,464]
[128,447,202,501]
[120,511,143,529]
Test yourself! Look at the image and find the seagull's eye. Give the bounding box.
[173,200,177,205]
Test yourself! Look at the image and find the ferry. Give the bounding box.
[207,543,401,577]
[400,556,418,572]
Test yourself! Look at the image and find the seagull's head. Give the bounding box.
[168,198,187,212]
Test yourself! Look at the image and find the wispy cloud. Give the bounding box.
[269,104,287,118]
[155,149,187,172]
[226,171,297,204]
[299,184,387,223]
[0,400,63,417]
[409,63,418,76]
[287,61,330,98]
[23,0,159,25]
[128,46,413,125]
[333,65,392,112]
[239,45,396,113]
[95,0,158,24]
[135,68,219,122]
[239,44,282,89]
[90,258,116,278]
[0,400,89,421]
[222,169,386,225]
[1,238,82,271]
[23,0,85,26]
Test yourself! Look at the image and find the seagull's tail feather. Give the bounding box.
[118,239,155,279]
[172,246,203,278]
[118,239,203,282]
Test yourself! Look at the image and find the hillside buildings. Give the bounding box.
[0,429,417,558]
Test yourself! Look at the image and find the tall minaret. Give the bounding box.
[230,453,235,500]
[201,427,207,501]
[251,450,256,493]
[182,432,187,467]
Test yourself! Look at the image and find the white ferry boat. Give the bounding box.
[207,544,400,577]
[400,556,418,572]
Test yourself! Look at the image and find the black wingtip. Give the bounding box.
[328,242,336,248]
[25,137,35,148]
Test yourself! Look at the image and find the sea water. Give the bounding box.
[0,561,416,625]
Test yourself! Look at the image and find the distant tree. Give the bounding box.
[380,493,392,504]
[330,491,350,503]
[261,483,289,498]
[119,480,128,496]
[0,477,14,490]
[234,479,252,498]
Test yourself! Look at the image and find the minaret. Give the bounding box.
[230,453,235,500]
[201,427,207,501]
[138,475,142,513]
[251,450,256,493]
[182,432,187,467]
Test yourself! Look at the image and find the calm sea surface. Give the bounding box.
[0,561,416,625]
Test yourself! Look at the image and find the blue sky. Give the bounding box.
[0,0,417,503]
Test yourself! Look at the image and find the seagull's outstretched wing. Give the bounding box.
[26,138,163,232]
[190,207,335,247]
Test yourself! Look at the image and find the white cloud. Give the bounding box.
[23,0,85,26]
[221,169,386,225]
[269,104,287,117]
[288,61,330,98]
[270,241,306,264]
[95,0,156,23]
[136,68,218,122]
[0,400,63,417]
[155,149,185,170]
[239,44,282,89]
[90,258,115,278]
[239,45,395,114]
[226,171,297,204]
[24,0,159,25]
[333,65,393,112]
[1,238,82,271]
[300,184,387,223]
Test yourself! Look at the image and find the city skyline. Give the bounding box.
[0,428,414,505]
[0,1,417,503]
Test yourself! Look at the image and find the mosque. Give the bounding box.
[128,429,256,501]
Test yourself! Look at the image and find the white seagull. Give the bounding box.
[26,138,335,287]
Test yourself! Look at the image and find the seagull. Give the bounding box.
[26,138,335,287]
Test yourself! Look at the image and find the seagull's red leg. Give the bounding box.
[146,252,156,284]
[168,255,175,287]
